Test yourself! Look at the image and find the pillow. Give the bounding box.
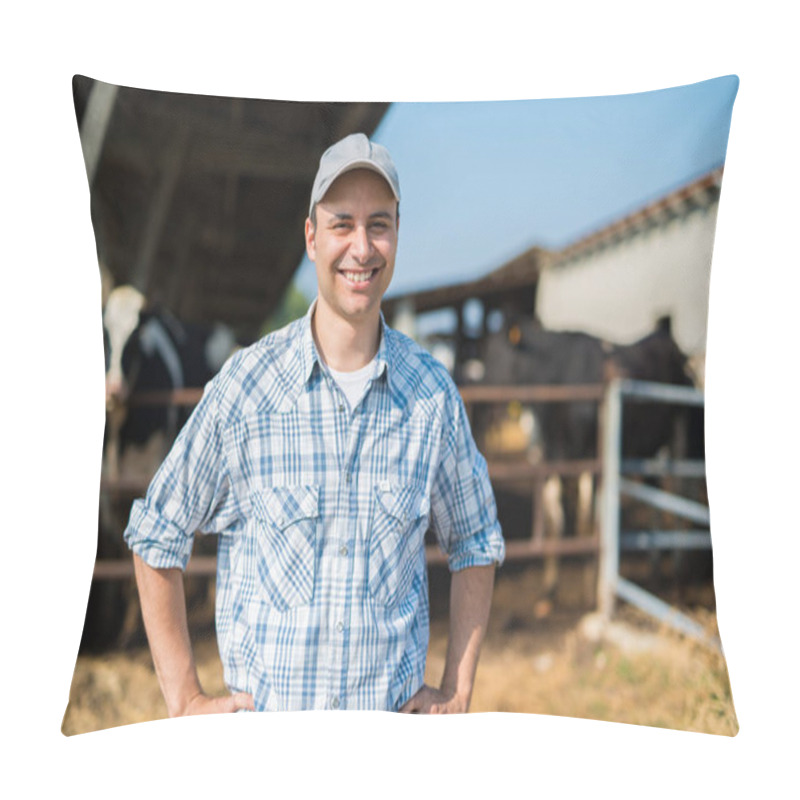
[64,74,738,736]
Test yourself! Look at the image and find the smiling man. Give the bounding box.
[125,133,505,715]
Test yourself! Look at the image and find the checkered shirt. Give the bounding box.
[124,302,505,712]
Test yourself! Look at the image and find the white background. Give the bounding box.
[4,2,797,797]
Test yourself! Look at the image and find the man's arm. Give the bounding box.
[399,563,495,714]
[133,553,254,716]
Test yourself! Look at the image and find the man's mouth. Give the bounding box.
[339,268,379,285]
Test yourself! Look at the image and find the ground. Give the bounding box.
[62,560,737,736]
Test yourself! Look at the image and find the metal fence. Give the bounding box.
[597,378,718,650]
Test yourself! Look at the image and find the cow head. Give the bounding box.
[103,285,146,410]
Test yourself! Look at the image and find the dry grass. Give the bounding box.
[63,564,737,737]
[62,633,224,735]
[427,609,737,735]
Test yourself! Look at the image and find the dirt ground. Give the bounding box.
[62,560,737,737]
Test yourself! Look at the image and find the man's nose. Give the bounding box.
[350,225,373,263]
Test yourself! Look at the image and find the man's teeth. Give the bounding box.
[342,270,374,283]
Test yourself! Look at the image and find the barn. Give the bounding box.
[535,168,722,387]
[382,166,723,388]
[74,75,389,340]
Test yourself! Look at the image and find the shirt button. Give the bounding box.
[339,545,348,556]
[338,404,345,412]
[345,472,351,484]
[336,621,344,633]
[331,696,340,709]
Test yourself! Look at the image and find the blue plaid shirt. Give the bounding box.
[125,301,505,712]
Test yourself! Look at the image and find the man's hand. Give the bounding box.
[177,690,256,716]
[133,555,257,717]
[399,565,496,716]
[399,684,468,715]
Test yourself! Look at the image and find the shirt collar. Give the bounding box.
[298,299,320,385]
[299,297,393,389]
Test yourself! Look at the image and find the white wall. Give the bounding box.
[536,204,719,357]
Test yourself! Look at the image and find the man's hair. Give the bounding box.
[309,202,400,230]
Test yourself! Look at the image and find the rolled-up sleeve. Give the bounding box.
[124,377,238,570]
[429,389,505,572]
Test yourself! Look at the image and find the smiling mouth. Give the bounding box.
[339,268,379,285]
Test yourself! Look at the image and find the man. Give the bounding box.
[125,133,505,715]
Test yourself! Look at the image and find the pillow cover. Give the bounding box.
[64,74,738,735]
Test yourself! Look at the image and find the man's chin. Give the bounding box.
[340,286,384,312]
[317,296,379,324]
[342,301,380,320]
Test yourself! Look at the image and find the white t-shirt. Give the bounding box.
[326,357,377,412]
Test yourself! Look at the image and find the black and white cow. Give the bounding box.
[103,285,237,467]
[87,286,238,649]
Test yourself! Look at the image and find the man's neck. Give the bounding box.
[311,302,381,372]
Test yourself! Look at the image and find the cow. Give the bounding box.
[481,314,701,458]
[103,285,237,473]
[86,285,238,650]
[478,314,705,613]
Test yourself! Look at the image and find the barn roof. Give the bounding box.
[551,167,723,266]
[382,247,551,317]
[381,167,723,317]
[73,76,389,340]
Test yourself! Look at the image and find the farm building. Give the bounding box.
[536,168,722,386]
[382,167,723,386]
[73,75,389,341]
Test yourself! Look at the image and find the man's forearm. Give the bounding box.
[440,563,496,710]
[132,553,204,717]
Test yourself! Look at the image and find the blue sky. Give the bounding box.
[295,75,738,301]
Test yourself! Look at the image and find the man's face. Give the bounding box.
[305,168,398,325]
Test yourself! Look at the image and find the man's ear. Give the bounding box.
[304,217,316,261]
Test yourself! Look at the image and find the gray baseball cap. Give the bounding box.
[309,133,400,216]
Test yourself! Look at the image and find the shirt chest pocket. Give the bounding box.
[250,485,320,612]
[368,483,430,608]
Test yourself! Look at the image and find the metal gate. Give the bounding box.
[597,378,719,650]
